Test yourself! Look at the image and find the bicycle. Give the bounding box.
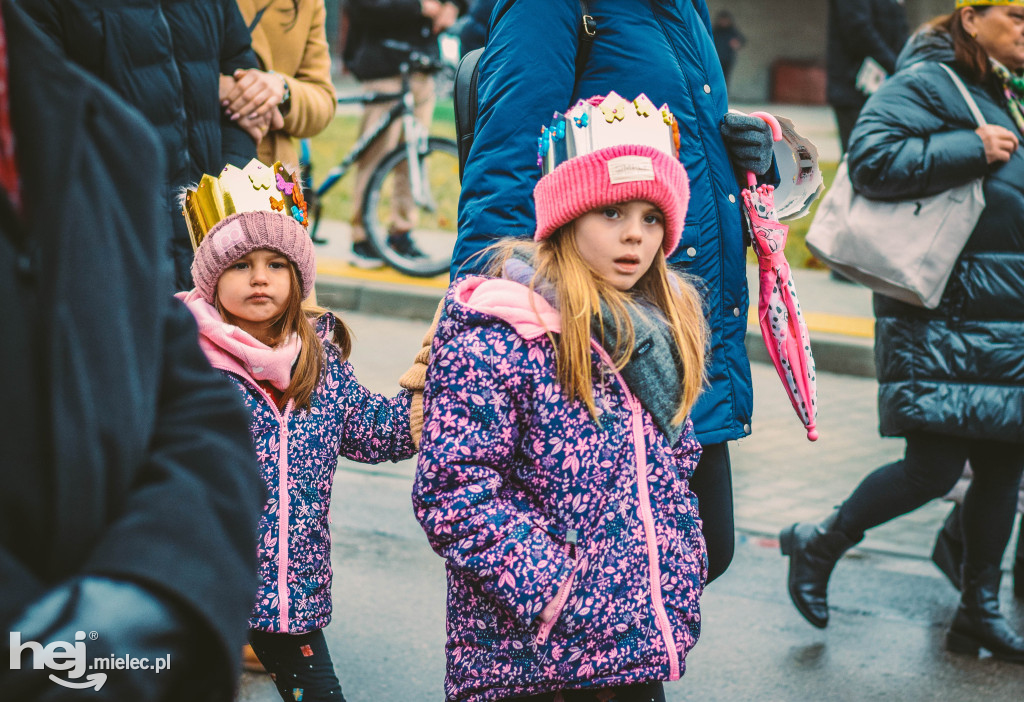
[302,41,461,278]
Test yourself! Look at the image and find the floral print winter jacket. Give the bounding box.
[413,277,707,702]
[180,292,415,633]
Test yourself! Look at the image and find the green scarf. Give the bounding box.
[991,60,1024,136]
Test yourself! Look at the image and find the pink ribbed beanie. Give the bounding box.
[191,210,316,303]
[533,143,689,256]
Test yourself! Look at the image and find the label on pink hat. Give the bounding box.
[213,220,247,256]
[607,156,655,184]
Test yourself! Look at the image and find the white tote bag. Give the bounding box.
[806,64,987,309]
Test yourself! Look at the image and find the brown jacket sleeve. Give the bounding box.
[239,0,337,165]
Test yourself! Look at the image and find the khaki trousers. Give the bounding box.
[350,73,435,242]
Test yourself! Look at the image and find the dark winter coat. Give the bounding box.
[0,2,263,696]
[458,0,498,54]
[847,29,1024,442]
[21,0,258,287]
[827,0,909,108]
[343,0,468,81]
[455,0,754,446]
[414,277,706,701]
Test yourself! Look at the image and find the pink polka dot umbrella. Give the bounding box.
[742,112,818,441]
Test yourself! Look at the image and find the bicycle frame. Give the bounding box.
[312,61,432,206]
[311,94,404,198]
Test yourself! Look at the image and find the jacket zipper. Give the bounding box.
[275,404,293,632]
[210,364,296,632]
[591,342,680,680]
[535,530,579,645]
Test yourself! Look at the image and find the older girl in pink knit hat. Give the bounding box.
[413,95,710,702]
[178,161,416,702]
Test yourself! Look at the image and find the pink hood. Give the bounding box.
[176,289,300,390]
[453,276,561,338]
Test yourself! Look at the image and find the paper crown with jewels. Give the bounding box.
[182,159,308,251]
[537,91,681,176]
[955,0,1023,7]
[533,92,689,255]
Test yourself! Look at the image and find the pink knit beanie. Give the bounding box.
[191,210,316,304]
[534,143,689,256]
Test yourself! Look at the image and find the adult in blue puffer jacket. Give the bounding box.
[22,0,259,291]
[781,3,1024,663]
[454,0,775,586]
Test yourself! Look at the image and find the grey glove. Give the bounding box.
[720,113,774,176]
[4,577,197,701]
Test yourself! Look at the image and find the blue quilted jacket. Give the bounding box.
[413,277,707,701]
[454,0,753,445]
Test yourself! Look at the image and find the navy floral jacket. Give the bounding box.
[183,299,415,633]
[413,277,707,702]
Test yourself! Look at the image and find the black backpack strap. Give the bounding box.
[455,2,598,182]
[576,0,596,82]
[454,47,483,181]
[247,1,273,33]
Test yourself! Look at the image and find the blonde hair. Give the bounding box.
[488,227,708,424]
[216,264,352,411]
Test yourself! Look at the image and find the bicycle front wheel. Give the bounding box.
[362,137,461,278]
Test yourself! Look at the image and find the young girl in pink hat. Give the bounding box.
[412,94,709,702]
[178,162,416,702]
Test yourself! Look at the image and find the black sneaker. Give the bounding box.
[350,239,384,269]
[387,231,427,259]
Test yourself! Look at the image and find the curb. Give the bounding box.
[317,273,877,379]
[318,274,445,322]
[744,330,875,379]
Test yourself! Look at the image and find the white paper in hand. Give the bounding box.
[855,56,888,96]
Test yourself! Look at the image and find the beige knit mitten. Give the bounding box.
[399,299,444,449]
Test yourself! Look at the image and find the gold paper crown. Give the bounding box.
[955,0,1023,7]
[182,159,308,251]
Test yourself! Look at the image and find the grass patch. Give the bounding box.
[749,161,839,270]
[305,106,836,270]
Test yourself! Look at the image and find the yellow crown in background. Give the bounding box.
[182,159,308,251]
[955,0,1023,7]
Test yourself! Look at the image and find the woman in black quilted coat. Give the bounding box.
[780,3,1024,663]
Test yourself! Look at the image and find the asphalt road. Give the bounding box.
[236,310,1024,702]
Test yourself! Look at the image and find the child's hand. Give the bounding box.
[223,68,287,122]
[399,300,444,449]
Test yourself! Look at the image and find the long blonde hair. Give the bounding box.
[488,227,708,424]
[217,264,352,411]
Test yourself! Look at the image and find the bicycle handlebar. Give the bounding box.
[381,39,449,74]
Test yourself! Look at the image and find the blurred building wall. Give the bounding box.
[323,1,953,99]
[707,0,953,103]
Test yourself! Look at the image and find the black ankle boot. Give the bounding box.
[780,510,860,628]
[931,505,963,591]
[946,564,1024,663]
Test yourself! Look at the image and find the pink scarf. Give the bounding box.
[176,290,301,391]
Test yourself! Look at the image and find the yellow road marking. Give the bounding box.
[317,257,874,338]
[317,258,449,289]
